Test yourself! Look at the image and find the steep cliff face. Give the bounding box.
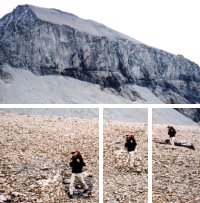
[0,5,199,119]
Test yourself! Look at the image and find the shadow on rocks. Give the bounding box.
[155,139,195,150]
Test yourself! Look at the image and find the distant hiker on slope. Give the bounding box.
[68,151,88,199]
[125,134,137,167]
[167,126,176,147]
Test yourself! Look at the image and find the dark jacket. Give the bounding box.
[70,155,85,173]
[125,138,137,152]
[168,127,176,137]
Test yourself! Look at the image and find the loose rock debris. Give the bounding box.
[104,121,148,203]
[153,124,200,203]
[0,112,99,203]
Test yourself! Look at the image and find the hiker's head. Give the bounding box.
[126,134,134,140]
[71,151,81,157]
[167,126,175,130]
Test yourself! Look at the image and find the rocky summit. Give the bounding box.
[0,5,200,119]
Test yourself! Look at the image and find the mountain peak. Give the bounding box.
[3,4,139,43]
[26,4,80,21]
[0,4,37,28]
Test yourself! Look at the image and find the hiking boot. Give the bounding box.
[68,194,73,199]
[83,188,88,193]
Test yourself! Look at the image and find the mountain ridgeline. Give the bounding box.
[0,5,199,121]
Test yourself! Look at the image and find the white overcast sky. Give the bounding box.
[0,0,199,65]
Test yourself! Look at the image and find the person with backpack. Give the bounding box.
[125,134,137,167]
[167,126,176,147]
[68,151,89,199]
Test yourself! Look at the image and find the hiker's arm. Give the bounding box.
[70,159,75,167]
[135,141,137,146]
[79,157,85,166]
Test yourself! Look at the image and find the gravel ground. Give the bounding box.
[153,124,200,203]
[104,121,148,203]
[0,112,99,203]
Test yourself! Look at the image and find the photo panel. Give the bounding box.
[152,108,200,202]
[103,108,148,202]
[0,108,99,202]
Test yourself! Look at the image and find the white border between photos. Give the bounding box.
[0,103,200,108]
[0,103,200,203]
[148,107,152,203]
[99,107,103,203]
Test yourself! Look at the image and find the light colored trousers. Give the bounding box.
[170,137,175,146]
[127,151,135,167]
[69,173,88,195]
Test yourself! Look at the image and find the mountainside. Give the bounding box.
[0,5,199,121]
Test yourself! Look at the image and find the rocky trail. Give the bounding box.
[104,121,148,203]
[153,124,200,203]
[0,112,99,203]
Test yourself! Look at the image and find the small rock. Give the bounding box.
[0,194,7,202]
[0,188,5,193]
[40,167,49,171]
[63,179,70,184]
[135,168,142,173]
[0,178,6,184]
[11,191,20,197]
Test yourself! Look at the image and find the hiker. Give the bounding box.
[167,126,176,147]
[125,134,137,167]
[68,151,89,199]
